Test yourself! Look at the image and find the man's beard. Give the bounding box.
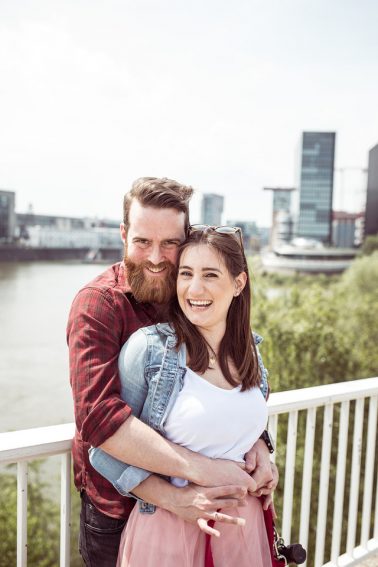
[124,256,177,305]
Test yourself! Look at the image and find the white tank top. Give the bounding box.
[164,367,268,487]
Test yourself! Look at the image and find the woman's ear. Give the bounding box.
[234,271,247,296]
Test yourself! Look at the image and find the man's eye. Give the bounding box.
[135,239,149,248]
[162,241,180,250]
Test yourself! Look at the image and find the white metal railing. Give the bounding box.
[1,379,378,567]
[268,377,378,567]
[0,423,75,567]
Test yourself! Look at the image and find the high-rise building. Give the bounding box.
[0,190,16,241]
[365,143,378,236]
[264,187,295,246]
[294,132,336,244]
[201,193,224,226]
[332,211,364,248]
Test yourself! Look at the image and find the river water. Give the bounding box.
[0,262,105,434]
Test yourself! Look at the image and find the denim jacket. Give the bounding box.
[89,323,269,513]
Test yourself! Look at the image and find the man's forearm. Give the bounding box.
[99,415,258,492]
[99,415,208,485]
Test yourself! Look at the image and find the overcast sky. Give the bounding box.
[1,0,377,226]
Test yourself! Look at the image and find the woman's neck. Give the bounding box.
[196,322,226,355]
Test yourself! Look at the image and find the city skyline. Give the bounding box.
[1,0,378,226]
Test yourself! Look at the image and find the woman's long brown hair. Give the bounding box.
[169,230,261,391]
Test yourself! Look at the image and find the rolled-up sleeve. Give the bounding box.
[67,287,132,447]
[89,328,155,497]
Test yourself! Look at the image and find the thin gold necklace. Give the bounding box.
[208,347,217,366]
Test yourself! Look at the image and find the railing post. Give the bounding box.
[331,400,350,562]
[361,396,378,548]
[282,410,298,542]
[347,398,364,556]
[17,461,28,567]
[60,452,71,567]
[314,403,333,567]
[299,406,317,567]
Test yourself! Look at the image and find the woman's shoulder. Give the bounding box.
[120,323,178,362]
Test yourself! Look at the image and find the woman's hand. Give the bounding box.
[166,483,247,537]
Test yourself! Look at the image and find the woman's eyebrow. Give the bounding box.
[178,265,222,273]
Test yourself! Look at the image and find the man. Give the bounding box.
[67,177,277,566]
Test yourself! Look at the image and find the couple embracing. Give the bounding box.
[68,177,278,566]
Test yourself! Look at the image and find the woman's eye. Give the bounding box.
[179,271,191,277]
[205,272,218,278]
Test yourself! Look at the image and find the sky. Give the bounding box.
[1,0,378,226]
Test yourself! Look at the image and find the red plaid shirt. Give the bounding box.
[67,262,157,518]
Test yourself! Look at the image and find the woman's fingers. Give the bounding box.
[197,511,246,536]
[207,511,246,526]
[197,518,220,537]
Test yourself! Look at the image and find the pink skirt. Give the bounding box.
[116,494,272,567]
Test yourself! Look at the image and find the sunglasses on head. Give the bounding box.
[188,224,243,246]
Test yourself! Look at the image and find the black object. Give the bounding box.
[259,429,275,453]
[278,543,307,565]
[276,539,307,564]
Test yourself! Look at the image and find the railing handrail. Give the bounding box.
[0,422,75,465]
[1,377,377,465]
[268,376,378,414]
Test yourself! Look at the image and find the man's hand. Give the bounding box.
[244,438,274,488]
[194,458,258,493]
[244,439,279,516]
[166,484,247,537]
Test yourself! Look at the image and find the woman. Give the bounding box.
[90,225,272,566]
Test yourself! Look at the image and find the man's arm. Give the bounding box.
[100,415,258,492]
[68,287,132,447]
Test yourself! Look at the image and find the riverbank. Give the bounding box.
[0,244,121,262]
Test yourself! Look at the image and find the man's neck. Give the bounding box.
[151,302,170,322]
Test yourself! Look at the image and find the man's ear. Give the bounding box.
[120,223,127,244]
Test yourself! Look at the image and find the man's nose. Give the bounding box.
[147,245,164,266]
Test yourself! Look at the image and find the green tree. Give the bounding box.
[361,234,378,256]
[0,463,82,567]
[0,464,60,567]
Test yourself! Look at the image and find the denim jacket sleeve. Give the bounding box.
[89,328,154,498]
[253,332,269,400]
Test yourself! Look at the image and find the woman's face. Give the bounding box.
[177,244,246,333]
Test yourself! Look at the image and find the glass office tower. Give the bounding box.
[201,193,224,226]
[296,132,336,244]
[0,190,16,241]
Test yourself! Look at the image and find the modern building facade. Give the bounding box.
[264,187,295,246]
[294,132,336,244]
[201,193,224,226]
[0,190,16,241]
[365,143,378,236]
[332,211,364,248]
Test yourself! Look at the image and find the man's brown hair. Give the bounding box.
[123,177,194,234]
